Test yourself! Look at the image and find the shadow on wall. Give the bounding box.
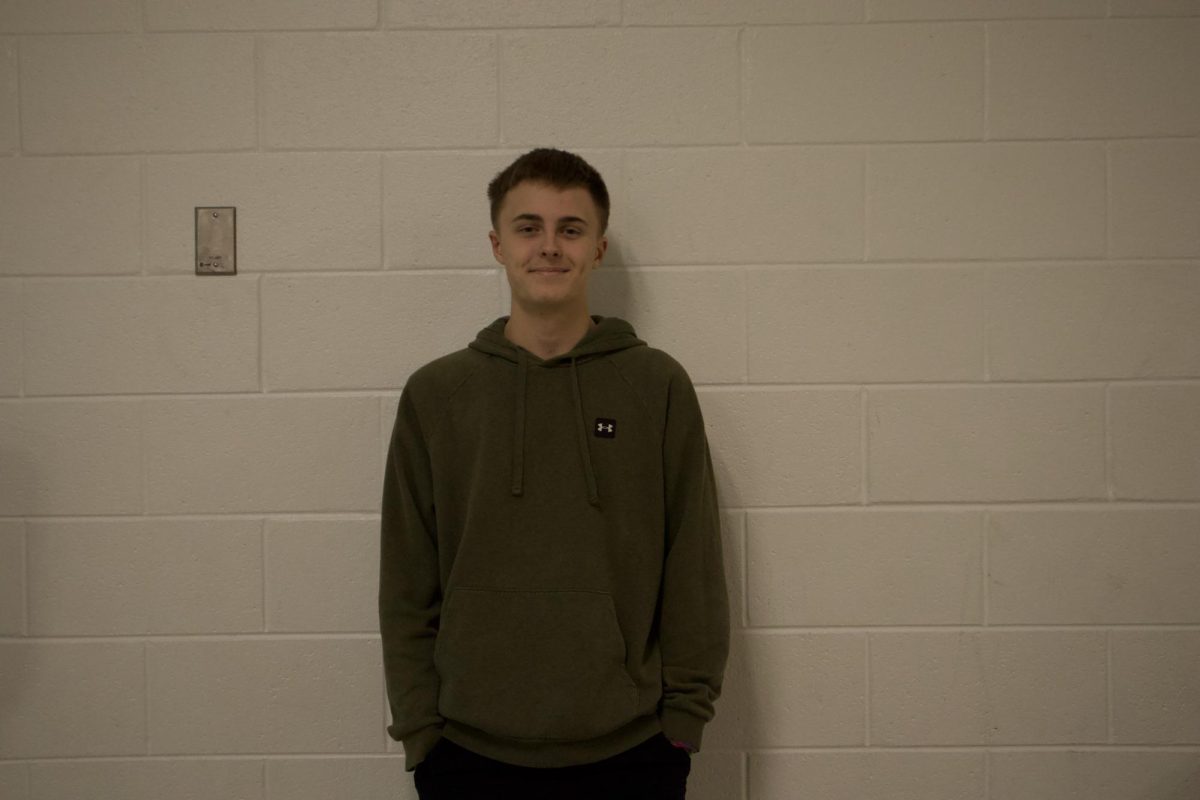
[1,448,33,755]
[703,443,759,769]
[602,234,627,269]
[591,257,760,783]
[0,636,34,756]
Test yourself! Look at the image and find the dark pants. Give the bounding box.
[414,732,691,800]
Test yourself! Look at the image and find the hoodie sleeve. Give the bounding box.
[658,361,731,752]
[379,384,444,771]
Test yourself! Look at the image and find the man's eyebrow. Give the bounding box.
[510,213,589,227]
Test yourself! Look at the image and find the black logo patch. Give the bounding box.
[594,418,617,438]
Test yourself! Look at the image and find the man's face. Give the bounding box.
[490,180,607,316]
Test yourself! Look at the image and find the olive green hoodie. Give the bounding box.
[380,314,729,771]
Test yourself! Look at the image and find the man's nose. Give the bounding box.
[540,232,561,256]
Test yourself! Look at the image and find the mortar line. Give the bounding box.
[863,146,870,261]
[21,632,386,644]
[143,641,151,754]
[743,623,1200,633]
[737,25,745,146]
[864,633,871,746]
[257,275,263,392]
[260,518,268,632]
[1106,629,1115,743]
[253,35,264,152]
[861,387,869,505]
[378,152,386,269]
[741,510,749,629]
[1104,141,1112,259]
[13,36,23,155]
[1105,385,1114,500]
[982,22,990,142]
[14,745,1200,762]
[983,264,991,381]
[21,519,29,635]
[495,33,503,145]
[139,397,147,516]
[741,266,748,383]
[982,509,990,626]
[18,277,25,397]
[139,156,148,276]
[14,753,424,764]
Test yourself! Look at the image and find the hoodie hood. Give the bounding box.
[467,315,647,508]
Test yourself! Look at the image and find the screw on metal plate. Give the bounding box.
[195,207,237,275]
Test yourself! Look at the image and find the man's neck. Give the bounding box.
[503,308,597,361]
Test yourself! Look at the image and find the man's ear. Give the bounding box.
[594,235,607,266]
[489,230,503,264]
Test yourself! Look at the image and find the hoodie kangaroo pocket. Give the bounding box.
[434,588,639,742]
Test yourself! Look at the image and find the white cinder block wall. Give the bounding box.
[1,1,1198,798]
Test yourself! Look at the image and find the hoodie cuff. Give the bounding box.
[401,724,444,772]
[660,708,707,753]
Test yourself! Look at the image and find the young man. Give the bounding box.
[380,148,729,799]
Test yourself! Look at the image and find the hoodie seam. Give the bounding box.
[423,357,488,443]
[604,353,667,445]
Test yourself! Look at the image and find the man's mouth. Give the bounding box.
[529,268,568,273]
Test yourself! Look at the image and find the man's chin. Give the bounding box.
[511,296,584,314]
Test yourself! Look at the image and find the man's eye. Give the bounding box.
[563,228,581,236]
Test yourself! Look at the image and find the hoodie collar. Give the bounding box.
[468,315,646,508]
[468,314,645,366]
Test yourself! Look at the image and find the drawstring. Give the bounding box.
[570,356,601,507]
[511,349,526,497]
[508,350,601,508]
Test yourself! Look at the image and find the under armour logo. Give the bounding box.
[594,418,616,438]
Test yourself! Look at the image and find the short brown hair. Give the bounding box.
[487,148,610,235]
